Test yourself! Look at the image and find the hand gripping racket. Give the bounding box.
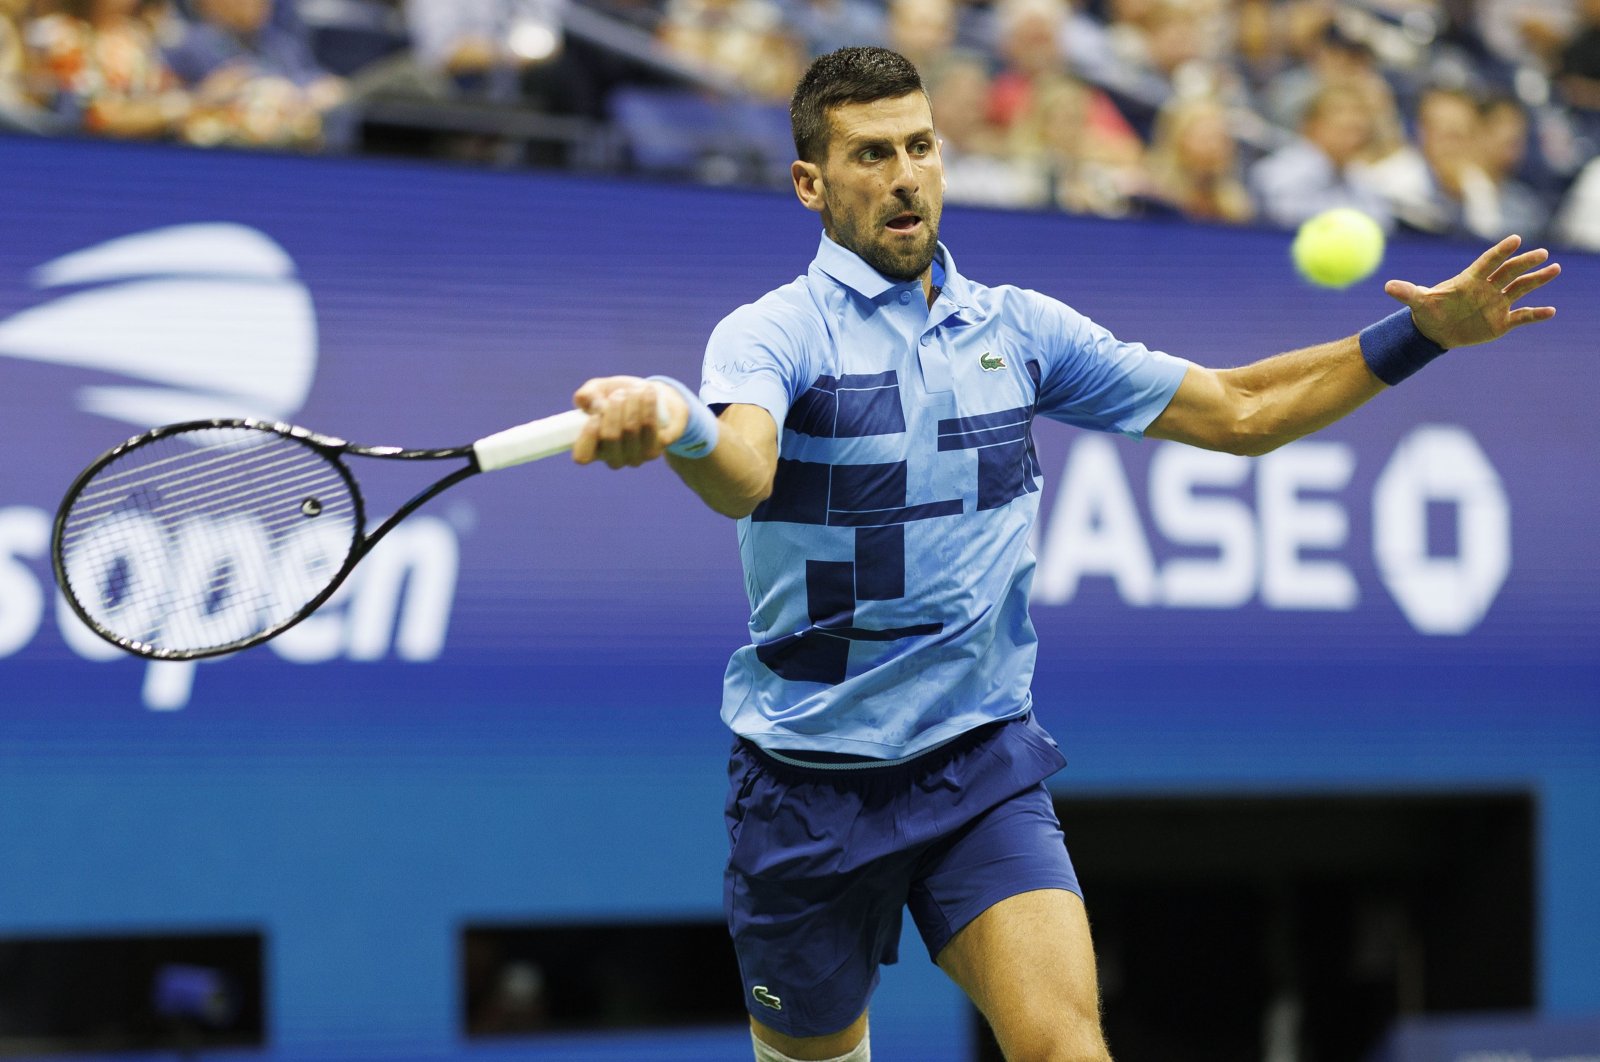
[52,408,615,660]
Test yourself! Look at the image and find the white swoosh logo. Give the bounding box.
[0,223,317,426]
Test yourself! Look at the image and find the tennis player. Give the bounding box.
[571,47,1559,1062]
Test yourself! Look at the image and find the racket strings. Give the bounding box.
[57,427,360,655]
[68,459,354,528]
[70,431,300,489]
[66,444,329,520]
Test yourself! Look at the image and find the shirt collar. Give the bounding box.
[810,233,978,319]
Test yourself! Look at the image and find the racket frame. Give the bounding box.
[52,417,489,661]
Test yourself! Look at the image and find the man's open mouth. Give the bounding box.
[886,213,921,231]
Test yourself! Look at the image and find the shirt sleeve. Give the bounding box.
[698,300,813,432]
[1027,290,1191,437]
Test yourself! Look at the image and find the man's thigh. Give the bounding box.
[907,781,1081,962]
[936,888,1111,1062]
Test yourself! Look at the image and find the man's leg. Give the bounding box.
[751,1010,869,1061]
[935,888,1112,1062]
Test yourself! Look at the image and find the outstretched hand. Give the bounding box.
[1383,235,1560,349]
[571,375,689,468]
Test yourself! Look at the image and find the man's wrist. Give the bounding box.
[648,375,719,459]
[1359,309,1448,386]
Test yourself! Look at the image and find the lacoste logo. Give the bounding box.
[979,351,1005,371]
[752,985,782,1011]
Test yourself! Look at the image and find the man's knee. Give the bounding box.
[751,1025,870,1062]
[751,1011,870,1062]
[984,1006,1111,1062]
[996,1041,1111,1062]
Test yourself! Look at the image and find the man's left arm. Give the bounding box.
[1145,235,1561,456]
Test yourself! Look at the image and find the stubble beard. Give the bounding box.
[830,198,941,282]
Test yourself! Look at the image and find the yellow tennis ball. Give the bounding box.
[1292,208,1386,289]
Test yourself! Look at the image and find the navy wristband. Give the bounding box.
[1359,309,1447,386]
[648,375,720,459]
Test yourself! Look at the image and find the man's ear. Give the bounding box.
[792,159,825,215]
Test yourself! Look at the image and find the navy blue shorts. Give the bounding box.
[721,714,1078,1038]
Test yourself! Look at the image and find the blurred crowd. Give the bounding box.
[0,0,348,148]
[2,0,1598,249]
[650,0,1600,248]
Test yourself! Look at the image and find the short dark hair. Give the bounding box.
[790,47,926,163]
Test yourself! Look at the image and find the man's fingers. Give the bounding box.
[1502,262,1561,302]
[579,380,672,468]
[571,419,599,464]
[598,387,624,443]
[1488,246,1550,285]
[573,375,626,412]
[1507,305,1557,329]
[618,389,645,466]
[1466,234,1523,280]
[1384,278,1422,303]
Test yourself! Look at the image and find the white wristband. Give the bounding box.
[649,375,719,459]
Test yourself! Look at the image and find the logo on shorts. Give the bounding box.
[752,985,783,1012]
[979,351,1005,372]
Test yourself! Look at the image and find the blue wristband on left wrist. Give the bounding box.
[1359,309,1448,386]
[648,375,719,459]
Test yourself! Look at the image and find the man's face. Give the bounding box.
[1419,94,1478,175]
[806,92,944,282]
[1307,96,1372,166]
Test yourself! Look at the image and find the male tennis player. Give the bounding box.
[571,47,1559,1062]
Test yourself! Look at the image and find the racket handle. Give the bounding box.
[472,391,675,472]
[473,410,588,471]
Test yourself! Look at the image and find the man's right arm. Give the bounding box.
[571,375,779,520]
[665,403,778,519]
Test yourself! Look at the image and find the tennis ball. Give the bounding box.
[1291,208,1386,289]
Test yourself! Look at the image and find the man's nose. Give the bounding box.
[890,149,920,195]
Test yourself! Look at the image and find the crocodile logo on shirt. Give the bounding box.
[752,985,783,1011]
[979,351,1005,371]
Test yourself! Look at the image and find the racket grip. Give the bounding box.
[472,391,675,472]
[473,410,588,471]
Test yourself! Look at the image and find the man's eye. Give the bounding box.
[861,149,882,162]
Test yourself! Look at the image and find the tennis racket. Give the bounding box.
[52,407,622,660]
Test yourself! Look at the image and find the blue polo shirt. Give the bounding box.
[702,234,1190,759]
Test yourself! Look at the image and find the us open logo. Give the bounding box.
[0,224,462,710]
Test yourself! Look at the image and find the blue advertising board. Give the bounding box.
[0,135,1596,1058]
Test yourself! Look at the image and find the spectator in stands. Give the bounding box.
[1250,82,1392,228]
[1478,93,1552,237]
[987,0,1145,161]
[1055,0,1123,91]
[788,0,886,59]
[1232,0,1284,87]
[407,0,527,91]
[1262,21,1387,134]
[887,0,956,77]
[1552,152,1600,247]
[404,0,596,112]
[1556,0,1600,113]
[1010,73,1147,216]
[1141,93,1255,222]
[657,0,806,100]
[25,0,193,138]
[0,0,57,132]
[1,0,25,100]
[929,52,1048,207]
[163,0,345,148]
[1359,86,1500,238]
[1111,0,1246,108]
[1475,0,1575,76]
[987,0,1069,128]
